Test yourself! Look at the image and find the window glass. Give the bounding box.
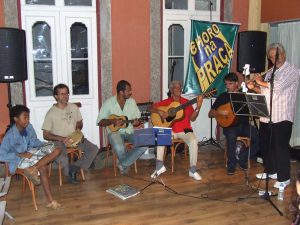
[32,22,53,96]
[195,0,217,11]
[168,24,184,85]
[70,23,89,95]
[168,25,184,56]
[65,0,92,6]
[26,0,55,5]
[165,0,187,10]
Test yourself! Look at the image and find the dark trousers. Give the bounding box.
[54,138,99,176]
[223,123,259,169]
[259,121,292,181]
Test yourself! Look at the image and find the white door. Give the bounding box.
[21,2,100,147]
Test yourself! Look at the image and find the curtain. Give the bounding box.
[277,21,300,147]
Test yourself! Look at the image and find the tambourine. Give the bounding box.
[67,130,84,148]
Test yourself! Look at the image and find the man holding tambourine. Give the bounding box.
[42,84,99,184]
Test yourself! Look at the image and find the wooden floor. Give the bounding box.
[4,146,299,225]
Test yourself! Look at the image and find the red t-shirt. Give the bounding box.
[154,97,194,133]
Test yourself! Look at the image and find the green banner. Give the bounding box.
[183,20,239,96]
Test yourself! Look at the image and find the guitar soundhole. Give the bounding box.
[166,115,175,122]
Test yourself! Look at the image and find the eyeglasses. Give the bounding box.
[57,93,69,96]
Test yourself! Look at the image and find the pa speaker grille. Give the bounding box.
[237,31,267,73]
[0,28,27,83]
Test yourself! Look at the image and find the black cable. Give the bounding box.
[123,173,265,204]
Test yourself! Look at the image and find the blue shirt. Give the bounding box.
[0,123,43,174]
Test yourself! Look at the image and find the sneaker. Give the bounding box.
[189,171,202,181]
[256,157,263,164]
[117,163,130,175]
[237,162,248,171]
[227,167,235,175]
[273,179,290,189]
[256,173,277,180]
[150,165,166,179]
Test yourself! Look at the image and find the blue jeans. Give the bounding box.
[108,132,147,168]
[223,123,259,169]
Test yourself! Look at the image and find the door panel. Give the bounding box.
[22,9,100,147]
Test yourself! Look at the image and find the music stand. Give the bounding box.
[229,92,269,118]
[229,92,282,215]
[230,92,268,170]
[230,92,266,181]
[229,92,269,182]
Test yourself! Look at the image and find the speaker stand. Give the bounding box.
[6,83,13,130]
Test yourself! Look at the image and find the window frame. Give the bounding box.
[21,0,96,9]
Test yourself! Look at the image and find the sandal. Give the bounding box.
[24,167,40,185]
[46,200,63,210]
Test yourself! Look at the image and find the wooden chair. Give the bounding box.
[164,138,188,173]
[3,163,38,211]
[49,148,85,186]
[105,142,138,176]
[224,136,251,167]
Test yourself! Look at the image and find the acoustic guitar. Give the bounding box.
[107,113,149,132]
[215,102,237,128]
[151,89,216,128]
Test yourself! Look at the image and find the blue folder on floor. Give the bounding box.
[134,127,172,147]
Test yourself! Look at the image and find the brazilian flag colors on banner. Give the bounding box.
[183,20,239,96]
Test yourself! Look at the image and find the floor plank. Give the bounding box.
[4,146,298,225]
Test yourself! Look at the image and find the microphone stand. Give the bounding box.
[199,99,223,150]
[167,61,176,97]
[261,47,283,216]
[199,0,222,150]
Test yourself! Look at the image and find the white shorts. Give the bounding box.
[17,142,55,169]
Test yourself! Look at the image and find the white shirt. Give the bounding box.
[260,61,300,123]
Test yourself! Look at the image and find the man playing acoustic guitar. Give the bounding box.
[148,80,203,181]
[97,80,147,174]
[208,72,259,175]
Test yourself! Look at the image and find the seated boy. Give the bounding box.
[0,105,62,209]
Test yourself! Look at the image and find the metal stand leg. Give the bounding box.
[199,99,223,150]
[5,211,15,221]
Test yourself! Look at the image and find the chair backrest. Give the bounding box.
[73,102,82,108]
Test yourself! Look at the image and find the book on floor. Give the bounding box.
[106,183,140,200]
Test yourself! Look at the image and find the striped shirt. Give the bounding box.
[260,61,300,123]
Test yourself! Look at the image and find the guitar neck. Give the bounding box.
[175,97,198,112]
[173,89,215,113]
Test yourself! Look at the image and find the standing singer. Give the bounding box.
[247,43,300,189]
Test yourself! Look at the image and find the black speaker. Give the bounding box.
[0,28,27,82]
[237,31,267,73]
